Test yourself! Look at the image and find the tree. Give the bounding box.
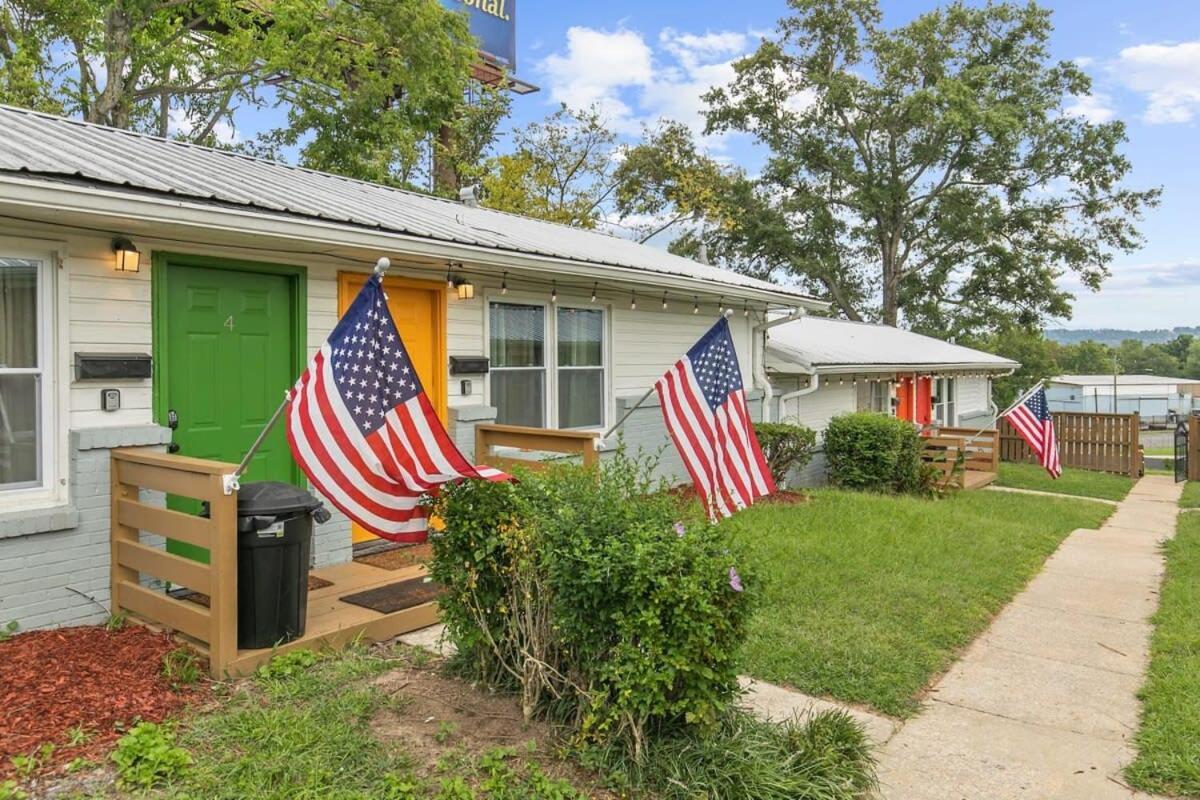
[1184,340,1200,379]
[703,0,1159,330]
[1061,340,1114,375]
[0,0,477,184]
[963,325,1060,409]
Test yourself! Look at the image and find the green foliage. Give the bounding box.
[824,413,926,494]
[427,453,753,755]
[110,722,192,789]
[703,0,1158,330]
[0,0,476,186]
[754,422,818,486]
[584,708,876,800]
[0,780,28,800]
[160,647,202,689]
[723,488,1113,716]
[1126,514,1200,795]
[1179,481,1200,510]
[0,620,18,641]
[104,611,127,632]
[255,648,320,681]
[9,744,52,779]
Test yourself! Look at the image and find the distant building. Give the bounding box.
[1046,375,1200,424]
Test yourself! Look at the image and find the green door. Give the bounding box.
[163,262,300,562]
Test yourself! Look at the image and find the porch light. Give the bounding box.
[112,237,141,273]
[454,278,475,300]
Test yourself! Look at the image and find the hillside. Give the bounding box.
[1046,327,1200,346]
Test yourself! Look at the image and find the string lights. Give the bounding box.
[661,292,669,310]
[692,296,700,314]
[500,271,508,295]
[590,282,598,303]
[630,290,637,310]
[551,281,558,304]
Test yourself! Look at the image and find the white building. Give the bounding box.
[1046,375,1200,424]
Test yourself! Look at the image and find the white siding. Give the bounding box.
[777,377,857,435]
[956,375,991,419]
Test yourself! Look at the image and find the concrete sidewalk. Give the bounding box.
[875,475,1181,800]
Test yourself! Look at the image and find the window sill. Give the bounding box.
[0,504,80,540]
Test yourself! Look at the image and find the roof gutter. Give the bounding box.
[768,362,1019,376]
[753,309,809,423]
[0,174,830,310]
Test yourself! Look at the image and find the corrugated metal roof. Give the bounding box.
[1052,374,1192,388]
[0,105,820,303]
[766,316,1018,372]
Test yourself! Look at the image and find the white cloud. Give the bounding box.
[1111,40,1200,124]
[1064,92,1116,123]
[536,25,769,145]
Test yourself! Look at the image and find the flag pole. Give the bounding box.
[220,257,391,494]
[998,379,1045,420]
[600,309,734,444]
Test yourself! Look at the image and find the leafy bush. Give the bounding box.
[754,422,818,486]
[583,708,876,800]
[824,413,928,494]
[427,452,753,757]
[110,722,192,789]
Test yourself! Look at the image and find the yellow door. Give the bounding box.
[338,272,448,543]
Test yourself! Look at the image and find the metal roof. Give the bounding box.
[1051,375,1197,389]
[0,105,821,304]
[766,316,1018,373]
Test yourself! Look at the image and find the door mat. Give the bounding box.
[354,542,433,571]
[338,576,444,614]
[171,574,333,609]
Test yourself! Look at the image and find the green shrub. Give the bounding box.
[824,413,927,494]
[583,708,876,800]
[427,452,753,757]
[755,422,818,486]
[110,722,192,789]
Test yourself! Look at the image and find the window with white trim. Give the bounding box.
[0,255,49,491]
[488,301,606,430]
[933,377,957,425]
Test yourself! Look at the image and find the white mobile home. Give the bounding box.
[763,317,1017,484]
[1047,375,1200,425]
[0,106,826,635]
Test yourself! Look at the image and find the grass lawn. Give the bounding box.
[1180,481,1200,509]
[723,489,1113,718]
[1125,513,1200,796]
[995,461,1135,502]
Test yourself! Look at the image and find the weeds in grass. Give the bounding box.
[9,744,53,779]
[584,708,876,800]
[0,780,28,800]
[435,720,459,744]
[110,722,191,789]
[160,647,202,689]
[103,612,127,632]
[63,725,91,747]
[254,647,319,680]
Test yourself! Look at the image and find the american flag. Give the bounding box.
[655,317,776,520]
[1002,385,1061,478]
[285,274,506,542]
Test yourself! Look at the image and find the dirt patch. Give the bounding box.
[370,658,613,796]
[0,624,207,782]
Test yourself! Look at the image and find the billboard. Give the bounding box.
[441,0,517,72]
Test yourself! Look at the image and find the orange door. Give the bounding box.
[338,272,447,543]
[895,375,933,425]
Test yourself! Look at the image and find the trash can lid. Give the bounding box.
[237,481,322,516]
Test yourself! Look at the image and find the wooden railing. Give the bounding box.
[922,427,1000,489]
[475,424,599,472]
[110,448,237,677]
[999,412,1141,476]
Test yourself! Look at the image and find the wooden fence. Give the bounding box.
[475,423,599,473]
[110,448,238,677]
[923,427,1001,490]
[999,412,1141,476]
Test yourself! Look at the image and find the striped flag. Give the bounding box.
[655,317,776,520]
[285,274,507,543]
[1002,385,1062,478]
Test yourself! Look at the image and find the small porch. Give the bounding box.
[922,426,1000,490]
[109,424,600,678]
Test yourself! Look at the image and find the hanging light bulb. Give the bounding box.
[500,271,508,295]
[717,296,725,315]
[445,266,454,289]
[661,292,669,310]
[743,300,750,317]
[630,290,637,310]
[590,282,598,303]
[692,296,699,315]
[551,281,558,304]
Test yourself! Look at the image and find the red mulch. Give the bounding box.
[0,625,208,780]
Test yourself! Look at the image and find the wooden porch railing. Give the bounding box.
[475,424,599,472]
[922,427,1000,490]
[110,448,237,678]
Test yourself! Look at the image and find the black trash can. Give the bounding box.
[235,481,330,650]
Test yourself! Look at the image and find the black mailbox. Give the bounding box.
[449,356,490,375]
[75,352,153,380]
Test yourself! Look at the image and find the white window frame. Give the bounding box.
[0,243,60,508]
[933,376,958,426]
[484,292,611,431]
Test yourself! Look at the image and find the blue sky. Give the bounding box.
[496,0,1200,330]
